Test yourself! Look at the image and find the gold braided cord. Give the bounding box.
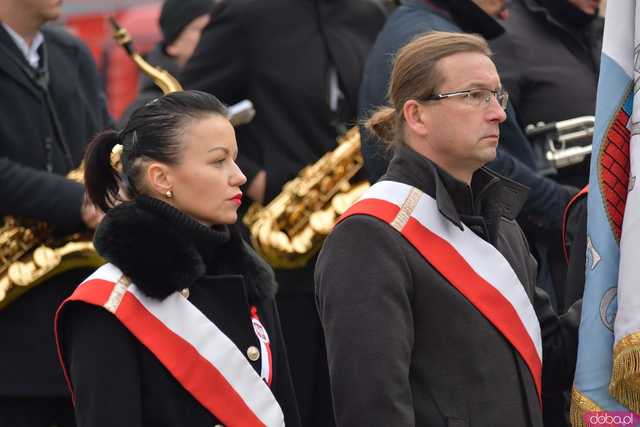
[609,332,640,412]
[570,386,602,427]
[390,188,422,232]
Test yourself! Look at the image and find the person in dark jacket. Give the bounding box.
[490,0,603,188]
[316,32,580,427]
[563,187,588,311]
[118,0,218,126]
[491,0,601,139]
[56,91,301,427]
[0,0,111,425]
[490,0,602,360]
[180,2,387,425]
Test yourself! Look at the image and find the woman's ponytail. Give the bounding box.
[83,130,122,213]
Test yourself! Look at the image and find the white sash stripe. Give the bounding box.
[85,264,285,427]
[80,262,122,285]
[364,181,542,360]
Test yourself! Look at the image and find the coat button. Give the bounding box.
[180,288,190,298]
[247,346,260,361]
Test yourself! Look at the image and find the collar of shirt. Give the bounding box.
[2,23,44,68]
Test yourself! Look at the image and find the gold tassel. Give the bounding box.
[609,332,640,412]
[570,386,602,427]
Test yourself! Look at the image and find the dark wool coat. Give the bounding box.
[315,144,581,427]
[0,23,111,397]
[57,197,301,427]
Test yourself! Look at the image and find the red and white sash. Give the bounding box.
[339,181,543,402]
[55,263,284,427]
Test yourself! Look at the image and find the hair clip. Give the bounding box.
[110,143,123,172]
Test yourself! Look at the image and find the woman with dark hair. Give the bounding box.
[54,90,301,427]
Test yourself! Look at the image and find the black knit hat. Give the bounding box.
[159,0,216,45]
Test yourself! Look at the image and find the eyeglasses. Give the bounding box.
[422,88,509,110]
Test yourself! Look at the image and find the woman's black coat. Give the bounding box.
[57,198,301,427]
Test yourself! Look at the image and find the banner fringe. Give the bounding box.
[570,386,602,427]
[609,333,640,412]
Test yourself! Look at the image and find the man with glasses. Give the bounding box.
[358,1,578,304]
[315,32,580,427]
[423,87,508,108]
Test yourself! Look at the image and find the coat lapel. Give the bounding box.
[45,28,80,106]
[0,24,42,100]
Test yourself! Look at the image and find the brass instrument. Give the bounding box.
[111,17,183,93]
[526,116,594,174]
[111,17,256,127]
[243,127,369,269]
[0,171,103,309]
[0,18,204,309]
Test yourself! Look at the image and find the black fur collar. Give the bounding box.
[93,197,277,303]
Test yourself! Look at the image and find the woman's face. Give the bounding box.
[163,114,247,226]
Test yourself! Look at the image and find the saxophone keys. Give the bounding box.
[0,276,10,301]
[8,262,36,287]
[21,228,34,243]
[33,246,61,270]
[309,210,334,236]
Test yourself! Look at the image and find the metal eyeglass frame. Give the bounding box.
[421,88,509,110]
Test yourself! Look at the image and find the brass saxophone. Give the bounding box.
[0,173,103,309]
[0,19,189,310]
[243,127,369,269]
[111,17,256,127]
[110,17,183,94]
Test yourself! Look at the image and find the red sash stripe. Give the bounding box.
[56,274,283,426]
[339,198,543,403]
[116,286,267,426]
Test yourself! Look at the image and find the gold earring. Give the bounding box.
[165,189,173,198]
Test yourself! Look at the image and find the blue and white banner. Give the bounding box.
[571,0,640,422]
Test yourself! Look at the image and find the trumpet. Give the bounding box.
[526,116,594,174]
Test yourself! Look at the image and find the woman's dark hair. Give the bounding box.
[84,90,228,212]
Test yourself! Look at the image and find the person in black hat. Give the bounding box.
[118,0,220,126]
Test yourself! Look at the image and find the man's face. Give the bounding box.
[568,0,599,15]
[418,52,507,175]
[23,0,63,24]
[472,0,510,20]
